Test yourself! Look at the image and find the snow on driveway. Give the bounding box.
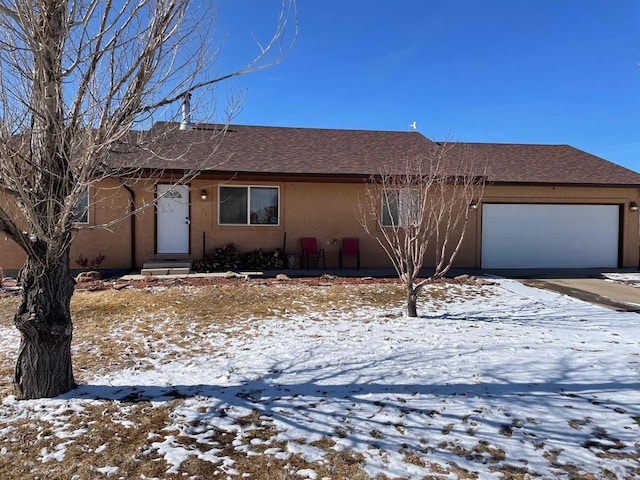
[1,278,639,479]
[604,272,640,289]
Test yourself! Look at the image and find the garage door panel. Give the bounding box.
[481,204,619,269]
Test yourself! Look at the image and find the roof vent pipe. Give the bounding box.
[179,93,192,130]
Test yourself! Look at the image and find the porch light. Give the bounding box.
[200,189,208,201]
[469,200,479,210]
[630,202,639,212]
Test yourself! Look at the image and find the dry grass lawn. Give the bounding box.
[0,277,636,479]
[0,279,430,479]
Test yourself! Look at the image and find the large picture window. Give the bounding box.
[382,189,419,227]
[219,186,279,225]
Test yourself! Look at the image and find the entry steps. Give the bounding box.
[141,258,192,276]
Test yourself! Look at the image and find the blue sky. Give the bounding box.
[211,1,639,173]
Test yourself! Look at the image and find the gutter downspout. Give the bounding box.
[122,184,136,272]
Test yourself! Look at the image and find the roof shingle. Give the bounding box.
[461,142,640,185]
[119,123,640,186]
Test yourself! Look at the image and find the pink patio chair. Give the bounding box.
[300,237,325,270]
[339,237,360,270]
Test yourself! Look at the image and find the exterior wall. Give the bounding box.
[193,179,288,259]
[72,178,133,271]
[182,179,392,270]
[0,230,24,273]
[1,177,639,274]
[0,178,134,274]
[282,181,380,269]
[180,180,640,270]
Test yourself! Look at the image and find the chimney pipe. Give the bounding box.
[179,93,192,130]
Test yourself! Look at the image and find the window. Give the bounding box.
[73,186,89,224]
[382,189,419,227]
[219,186,279,225]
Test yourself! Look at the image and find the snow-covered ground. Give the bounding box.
[604,272,640,288]
[1,278,639,479]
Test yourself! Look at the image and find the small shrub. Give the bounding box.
[76,253,106,271]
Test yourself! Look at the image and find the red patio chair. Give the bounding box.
[300,237,325,270]
[339,237,360,270]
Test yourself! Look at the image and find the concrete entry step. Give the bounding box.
[140,267,191,276]
[141,258,192,276]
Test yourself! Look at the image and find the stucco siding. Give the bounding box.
[1,179,638,273]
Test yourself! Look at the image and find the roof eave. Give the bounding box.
[488,180,640,188]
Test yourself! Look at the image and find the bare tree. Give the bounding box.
[0,0,296,399]
[360,139,485,317]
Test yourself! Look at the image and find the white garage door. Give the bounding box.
[481,204,620,269]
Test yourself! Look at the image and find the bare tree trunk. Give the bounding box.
[406,284,419,318]
[0,0,295,399]
[14,251,76,400]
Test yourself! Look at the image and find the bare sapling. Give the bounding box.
[360,139,485,317]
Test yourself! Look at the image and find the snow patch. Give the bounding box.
[1,278,639,478]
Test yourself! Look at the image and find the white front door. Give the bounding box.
[156,184,190,254]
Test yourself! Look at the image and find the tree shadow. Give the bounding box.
[52,297,640,476]
[61,346,640,467]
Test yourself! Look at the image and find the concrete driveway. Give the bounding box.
[484,269,640,313]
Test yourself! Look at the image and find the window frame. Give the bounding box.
[218,185,280,226]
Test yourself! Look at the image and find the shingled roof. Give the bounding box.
[461,142,640,186]
[126,122,432,176]
[121,122,640,186]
